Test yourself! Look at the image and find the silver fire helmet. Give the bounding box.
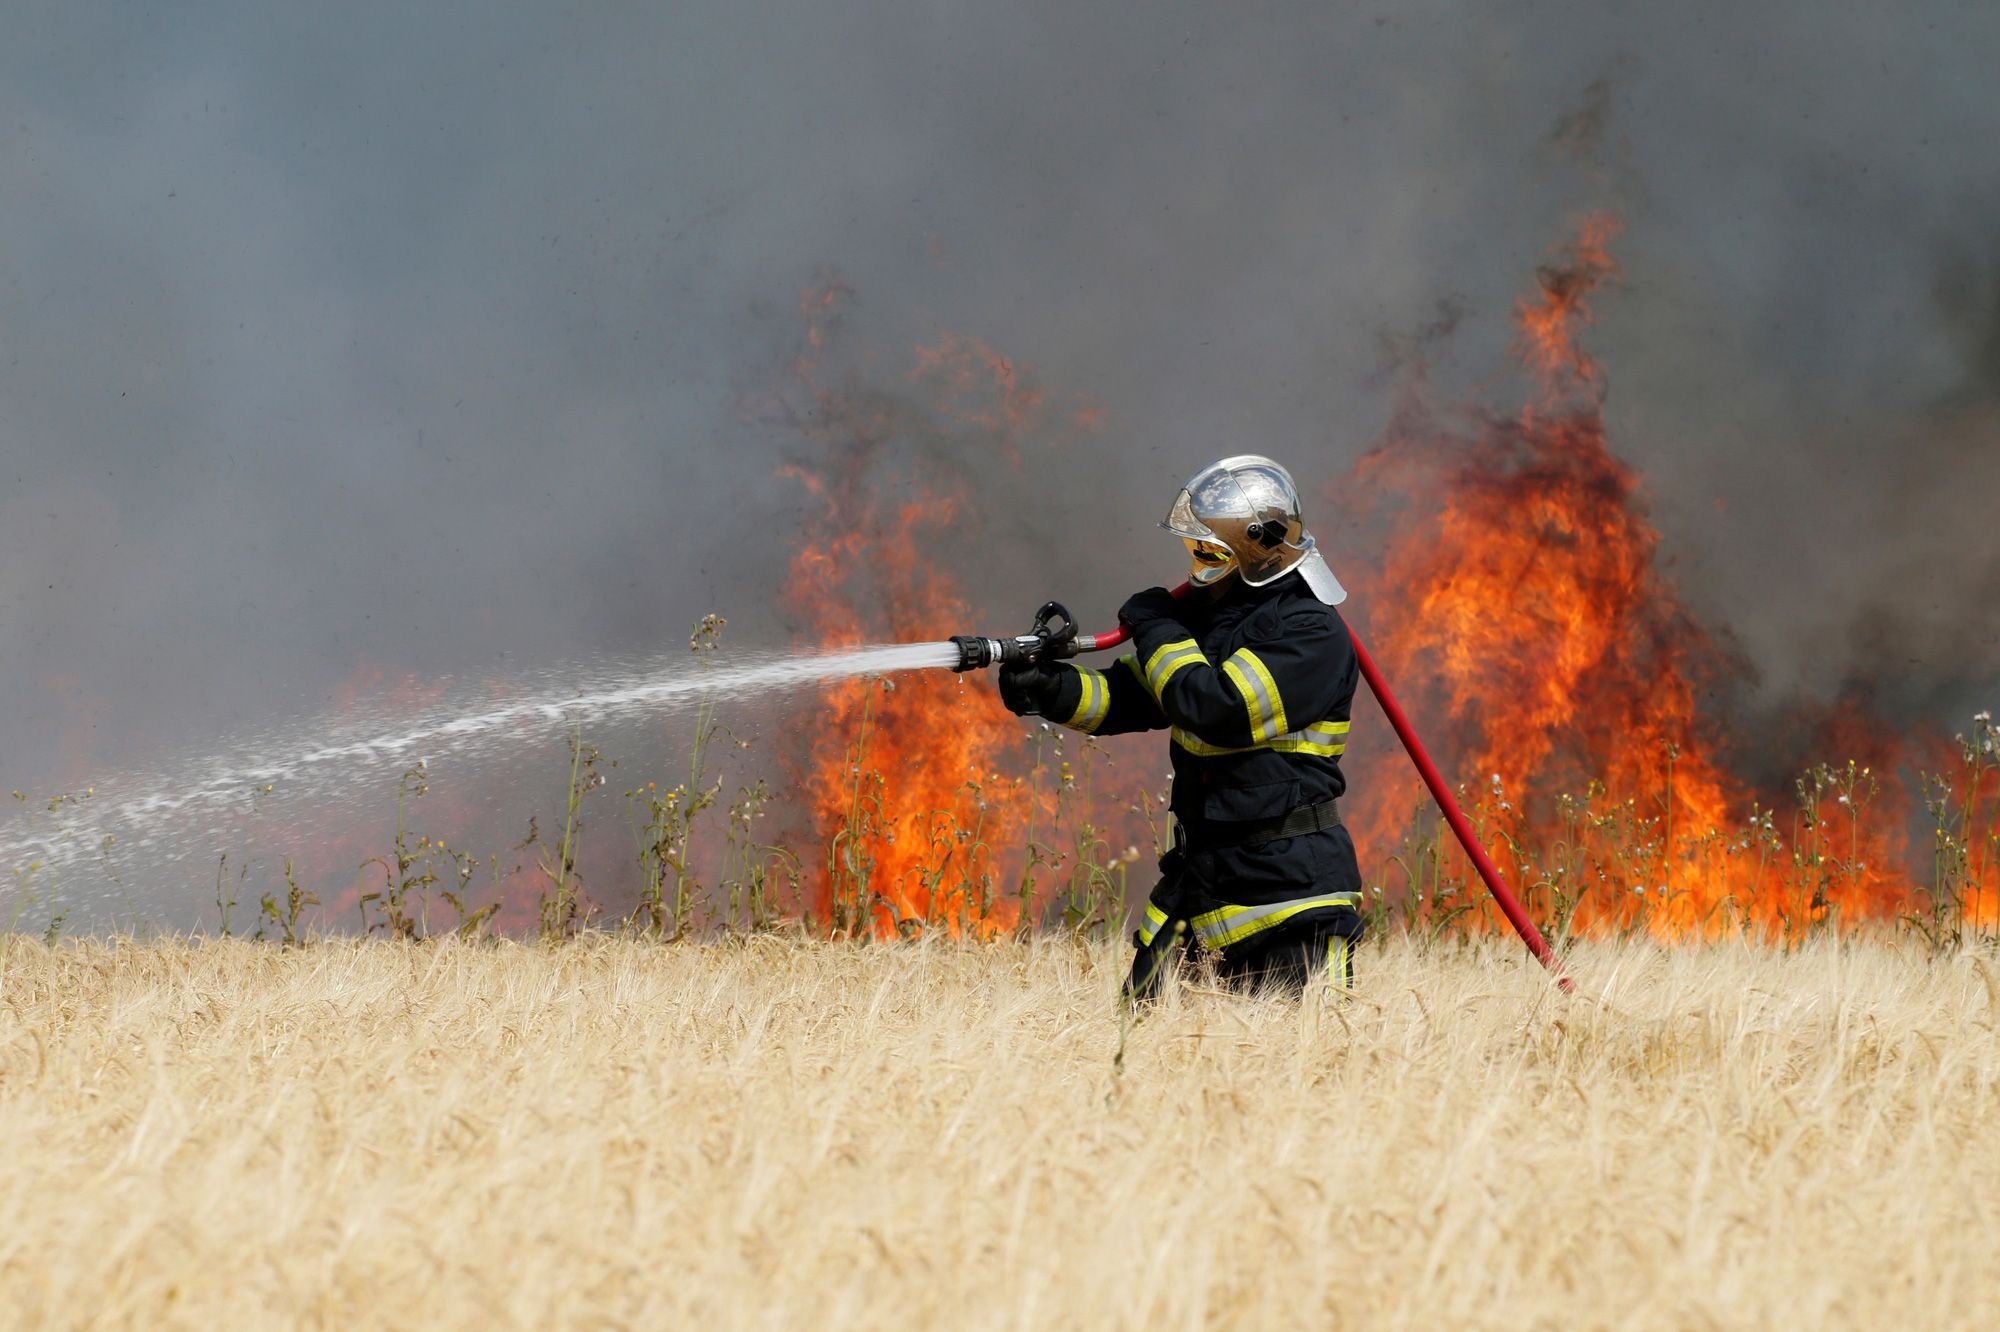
[1160,454,1347,605]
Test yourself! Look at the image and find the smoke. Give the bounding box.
[3,1,1997,924]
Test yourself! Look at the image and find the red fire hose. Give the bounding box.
[1085,586,1573,992]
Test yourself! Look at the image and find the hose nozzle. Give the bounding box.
[948,601,1080,672]
[948,635,1021,672]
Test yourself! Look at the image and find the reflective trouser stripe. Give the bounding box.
[1136,901,1170,947]
[1327,935,1353,991]
[1143,638,1205,699]
[1191,891,1363,950]
[1063,668,1110,733]
[1221,647,1288,741]
[1170,719,1351,758]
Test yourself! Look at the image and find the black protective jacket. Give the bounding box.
[1042,570,1364,958]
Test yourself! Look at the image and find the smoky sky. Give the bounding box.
[5,2,1999,819]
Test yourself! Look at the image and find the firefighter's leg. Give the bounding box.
[1214,920,1312,994]
[1316,827,1366,996]
[1215,909,1365,998]
[1124,918,1188,1005]
[1123,866,1191,1006]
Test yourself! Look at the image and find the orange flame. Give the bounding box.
[1338,214,1973,936]
[777,291,1073,936]
[1516,213,1621,398]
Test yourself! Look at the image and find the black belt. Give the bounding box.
[1179,797,1342,851]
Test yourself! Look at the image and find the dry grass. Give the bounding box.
[1,934,1997,1329]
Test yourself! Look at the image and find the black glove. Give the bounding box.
[1118,586,1183,632]
[997,658,1065,717]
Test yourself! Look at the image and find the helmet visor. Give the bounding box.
[1182,536,1237,585]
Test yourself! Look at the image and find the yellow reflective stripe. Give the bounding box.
[1143,638,1205,698]
[1170,719,1351,758]
[1272,730,1346,757]
[1136,901,1169,946]
[1327,936,1352,993]
[1144,640,1205,695]
[1063,668,1110,733]
[1233,648,1288,740]
[1117,654,1146,686]
[1220,657,1262,740]
[1221,649,1288,743]
[1192,892,1363,949]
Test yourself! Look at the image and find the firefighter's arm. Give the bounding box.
[1123,595,1348,748]
[1041,656,1167,736]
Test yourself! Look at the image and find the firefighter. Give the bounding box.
[998,455,1364,1001]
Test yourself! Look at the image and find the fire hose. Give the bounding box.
[951,589,1574,992]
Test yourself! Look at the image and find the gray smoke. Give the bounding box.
[4,1,1997,925]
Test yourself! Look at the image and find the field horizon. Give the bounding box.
[2,931,1995,1328]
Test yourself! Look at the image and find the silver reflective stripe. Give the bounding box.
[1144,639,1206,697]
[1171,719,1350,758]
[1327,935,1353,991]
[1221,655,1279,741]
[1192,891,1362,949]
[1064,669,1110,733]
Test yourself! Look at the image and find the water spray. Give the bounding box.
[3,641,967,910]
[949,583,1573,991]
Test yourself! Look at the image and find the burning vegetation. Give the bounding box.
[770,285,1134,938]
[756,216,1997,945]
[781,464,1040,936]
[1336,215,1998,939]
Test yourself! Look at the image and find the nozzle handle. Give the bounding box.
[1030,601,1080,658]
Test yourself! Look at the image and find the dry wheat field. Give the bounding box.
[0,933,1996,1329]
